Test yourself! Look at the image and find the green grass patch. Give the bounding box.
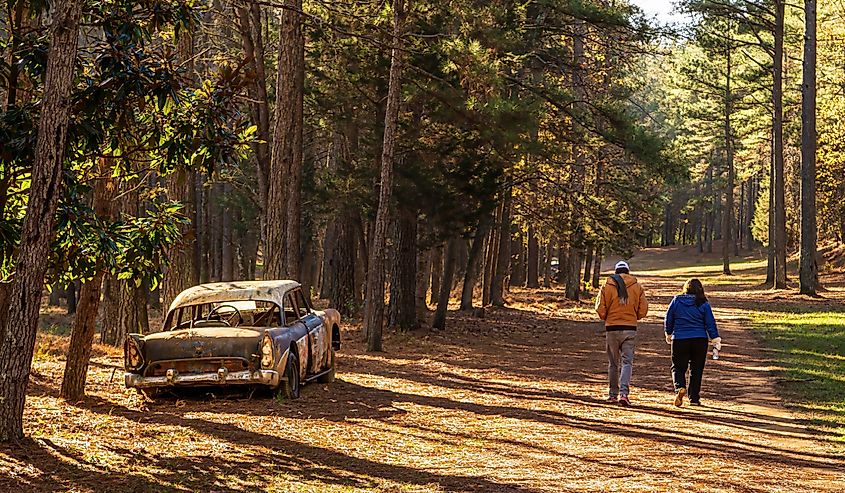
[752,310,845,444]
[642,258,768,278]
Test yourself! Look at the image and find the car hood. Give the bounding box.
[141,326,263,362]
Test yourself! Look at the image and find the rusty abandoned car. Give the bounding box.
[123,280,341,399]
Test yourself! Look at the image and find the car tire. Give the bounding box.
[317,348,336,384]
[279,349,301,400]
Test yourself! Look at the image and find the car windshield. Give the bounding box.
[164,300,281,331]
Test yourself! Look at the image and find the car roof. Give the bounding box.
[167,280,300,313]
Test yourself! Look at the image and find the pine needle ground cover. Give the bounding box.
[2,249,843,492]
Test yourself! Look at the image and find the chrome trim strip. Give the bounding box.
[125,369,279,389]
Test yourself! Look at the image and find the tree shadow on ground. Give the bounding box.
[64,393,545,493]
[0,437,247,493]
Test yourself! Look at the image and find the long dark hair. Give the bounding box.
[682,278,708,306]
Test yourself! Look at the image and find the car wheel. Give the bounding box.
[279,349,301,400]
[317,348,336,384]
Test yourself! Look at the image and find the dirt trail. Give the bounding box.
[1,247,843,492]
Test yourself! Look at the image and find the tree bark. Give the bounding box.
[61,162,116,401]
[773,0,788,289]
[543,242,553,288]
[432,238,459,330]
[236,1,270,212]
[66,281,78,315]
[388,207,417,330]
[565,248,581,301]
[429,244,443,306]
[722,33,734,276]
[490,187,512,306]
[162,168,198,308]
[222,185,235,282]
[766,134,775,285]
[363,0,406,352]
[415,247,431,326]
[705,165,714,254]
[592,245,603,289]
[326,211,357,317]
[482,216,498,305]
[0,0,84,441]
[265,0,304,280]
[799,0,818,295]
[509,231,525,287]
[526,225,540,288]
[582,246,593,288]
[460,219,489,310]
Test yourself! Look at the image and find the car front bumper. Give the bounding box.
[125,369,279,389]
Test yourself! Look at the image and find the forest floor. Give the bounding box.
[2,246,845,492]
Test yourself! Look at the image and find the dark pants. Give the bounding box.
[671,337,708,402]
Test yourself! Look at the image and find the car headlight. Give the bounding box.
[261,334,274,368]
[124,336,144,371]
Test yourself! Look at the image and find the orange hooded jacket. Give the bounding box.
[595,273,648,329]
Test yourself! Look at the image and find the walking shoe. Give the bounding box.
[689,400,702,406]
[674,388,686,407]
[618,396,631,407]
[606,396,618,403]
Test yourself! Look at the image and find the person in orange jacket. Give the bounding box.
[595,260,649,406]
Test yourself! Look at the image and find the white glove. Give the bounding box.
[711,337,722,351]
[665,333,672,345]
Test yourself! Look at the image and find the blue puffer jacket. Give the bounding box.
[664,294,719,340]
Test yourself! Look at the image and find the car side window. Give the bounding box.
[295,289,310,318]
[283,293,298,325]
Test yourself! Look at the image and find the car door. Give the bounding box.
[283,292,309,380]
[293,289,326,374]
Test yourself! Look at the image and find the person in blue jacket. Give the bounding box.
[664,278,721,407]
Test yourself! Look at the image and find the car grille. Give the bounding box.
[145,358,251,377]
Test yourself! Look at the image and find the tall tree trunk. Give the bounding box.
[747,176,756,249]
[773,0,788,289]
[592,245,603,290]
[265,0,304,280]
[363,0,406,352]
[723,34,734,276]
[236,1,270,213]
[198,177,211,283]
[222,186,235,282]
[320,220,339,299]
[429,244,443,306]
[61,161,116,401]
[490,187,512,306]
[543,242,553,288]
[162,168,198,308]
[799,0,818,295]
[0,0,84,441]
[388,208,417,330]
[582,246,593,288]
[212,183,223,281]
[460,219,490,310]
[162,29,198,306]
[432,238,459,330]
[415,247,431,326]
[526,225,540,288]
[565,248,580,301]
[706,165,714,254]
[509,231,525,287]
[326,211,357,318]
[66,281,78,315]
[482,205,500,305]
[766,134,775,284]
